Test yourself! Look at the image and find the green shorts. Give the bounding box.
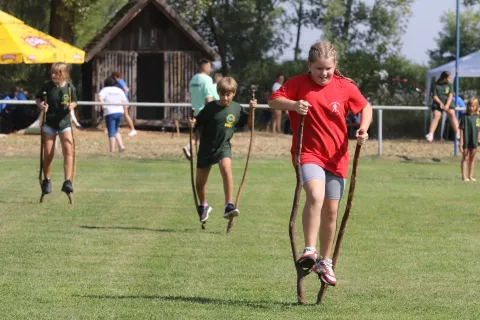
[431,102,455,112]
[197,148,232,169]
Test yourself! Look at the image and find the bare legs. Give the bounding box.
[42,131,74,181]
[462,148,477,181]
[195,157,234,204]
[302,179,340,260]
[427,109,459,140]
[218,157,233,203]
[272,110,282,134]
[108,133,125,152]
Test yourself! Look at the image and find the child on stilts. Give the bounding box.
[35,63,78,197]
[269,41,372,286]
[189,77,256,223]
[459,97,480,181]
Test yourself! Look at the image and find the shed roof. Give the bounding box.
[84,0,220,62]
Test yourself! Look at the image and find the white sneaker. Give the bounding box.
[425,133,433,143]
[314,259,337,286]
[128,130,137,137]
[183,144,191,160]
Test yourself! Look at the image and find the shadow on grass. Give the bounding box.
[78,225,221,234]
[76,294,303,309]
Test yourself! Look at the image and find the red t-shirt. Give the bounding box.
[269,73,368,178]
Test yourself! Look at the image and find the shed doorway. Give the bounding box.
[136,53,165,120]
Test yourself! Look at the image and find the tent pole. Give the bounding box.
[454,0,460,157]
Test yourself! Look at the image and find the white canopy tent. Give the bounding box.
[426,51,480,139]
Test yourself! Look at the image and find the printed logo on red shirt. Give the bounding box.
[329,102,340,115]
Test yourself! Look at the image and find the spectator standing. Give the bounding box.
[113,72,137,137]
[183,59,215,160]
[272,74,285,134]
[98,76,128,152]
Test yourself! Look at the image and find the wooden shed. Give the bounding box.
[81,0,219,126]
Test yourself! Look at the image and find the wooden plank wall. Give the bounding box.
[91,51,138,124]
[164,51,200,123]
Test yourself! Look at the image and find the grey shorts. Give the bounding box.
[301,163,346,200]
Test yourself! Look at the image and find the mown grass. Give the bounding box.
[0,155,479,319]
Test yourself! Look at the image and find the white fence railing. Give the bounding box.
[1,100,465,156]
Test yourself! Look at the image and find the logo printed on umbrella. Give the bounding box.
[24,36,55,48]
[27,55,36,61]
[2,54,16,61]
[73,54,82,60]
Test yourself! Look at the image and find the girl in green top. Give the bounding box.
[425,71,460,142]
[459,97,480,181]
[35,63,78,196]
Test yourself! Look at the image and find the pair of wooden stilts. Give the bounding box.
[289,116,364,305]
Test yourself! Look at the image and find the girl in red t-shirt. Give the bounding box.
[269,41,372,286]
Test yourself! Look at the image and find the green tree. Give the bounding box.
[307,0,413,59]
[428,10,480,67]
[168,0,286,77]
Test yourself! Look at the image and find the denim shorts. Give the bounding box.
[43,124,71,135]
[105,113,123,138]
[301,163,346,200]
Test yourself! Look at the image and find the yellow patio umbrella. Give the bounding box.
[0,10,85,64]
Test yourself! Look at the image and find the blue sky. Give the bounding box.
[280,0,462,65]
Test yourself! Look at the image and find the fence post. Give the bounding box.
[378,109,383,156]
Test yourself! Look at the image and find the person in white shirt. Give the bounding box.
[98,77,128,152]
[271,74,285,134]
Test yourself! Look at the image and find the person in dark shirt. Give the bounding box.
[459,97,480,181]
[35,63,78,196]
[189,77,256,223]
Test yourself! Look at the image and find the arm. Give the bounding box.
[432,95,444,106]
[459,129,464,152]
[68,86,78,110]
[356,103,373,145]
[68,101,78,110]
[444,93,453,109]
[97,96,106,110]
[205,96,213,104]
[268,97,309,114]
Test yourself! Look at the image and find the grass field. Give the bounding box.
[1,154,480,319]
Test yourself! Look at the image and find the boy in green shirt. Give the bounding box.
[189,77,256,222]
[459,97,480,181]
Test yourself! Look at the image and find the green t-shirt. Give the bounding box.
[35,81,77,130]
[431,82,455,107]
[195,101,249,159]
[459,114,480,148]
[189,73,215,115]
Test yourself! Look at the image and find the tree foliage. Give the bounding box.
[167,0,286,77]
[428,10,480,67]
[307,0,413,59]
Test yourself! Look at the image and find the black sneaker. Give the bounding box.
[197,205,212,222]
[61,180,74,194]
[223,203,239,219]
[42,178,52,194]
